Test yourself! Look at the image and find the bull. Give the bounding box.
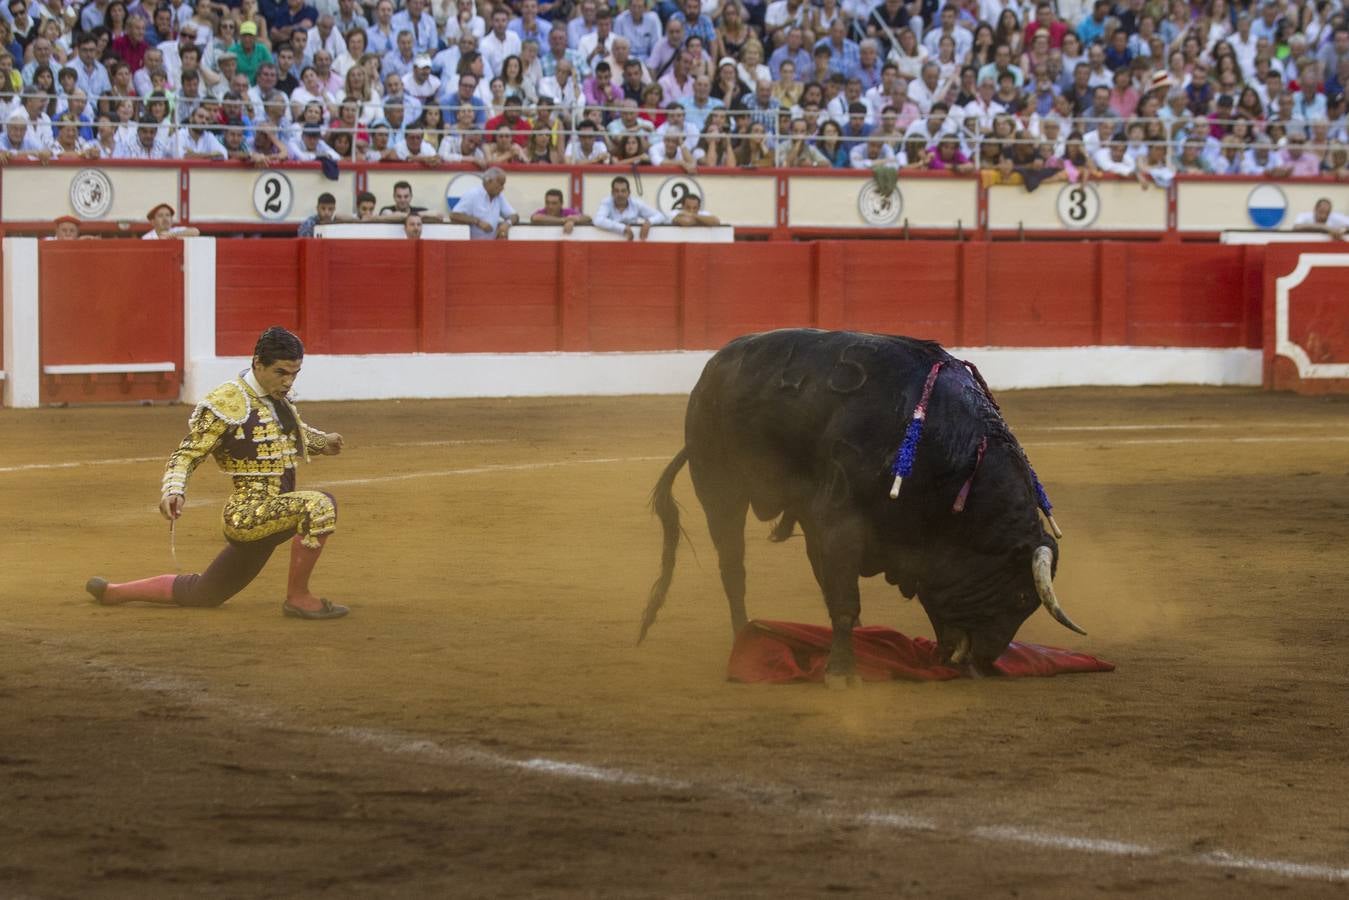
[640,329,1084,686]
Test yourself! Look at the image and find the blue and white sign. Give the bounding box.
[444,173,481,212]
[1247,184,1288,229]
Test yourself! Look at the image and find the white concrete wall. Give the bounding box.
[184,346,1262,404]
[2,238,39,408]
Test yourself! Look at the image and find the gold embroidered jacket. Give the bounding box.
[161,376,328,501]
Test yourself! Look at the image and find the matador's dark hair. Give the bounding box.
[253,326,304,365]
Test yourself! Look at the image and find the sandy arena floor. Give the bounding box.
[2,387,1348,899]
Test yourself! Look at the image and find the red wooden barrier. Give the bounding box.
[38,242,183,404]
[213,239,1261,356]
[217,240,302,355]
[1261,244,1349,395]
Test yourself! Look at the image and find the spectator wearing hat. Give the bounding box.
[0,108,50,160]
[143,203,200,240]
[402,54,440,100]
[230,21,273,84]
[52,215,86,240]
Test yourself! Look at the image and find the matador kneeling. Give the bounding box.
[87,327,350,619]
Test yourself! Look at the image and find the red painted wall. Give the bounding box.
[38,242,183,403]
[211,239,1263,357]
[1261,244,1349,395]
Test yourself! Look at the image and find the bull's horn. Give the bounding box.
[1032,546,1087,635]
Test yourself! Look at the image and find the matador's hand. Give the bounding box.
[160,494,184,520]
[323,433,344,455]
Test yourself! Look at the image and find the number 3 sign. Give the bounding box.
[1055,182,1100,228]
[253,172,294,221]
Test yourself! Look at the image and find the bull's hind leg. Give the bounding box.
[689,456,752,637]
[704,498,751,636]
[803,517,866,690]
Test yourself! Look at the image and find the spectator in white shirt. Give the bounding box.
[480,8,521,79]
[115,116,174,159]
[1293,198,1349,237]
[142,203,201,240]
[593,175,667,240]
[175,105,227,158]
[402,54,440,100]
[393,120,439,161]
[564,118,611,162]
[1092,135,1136,176]
[849,136,897,168]
[655,103,700,149]
[288,122,341,160]
[448,167,519,239]
[0,108,50,160]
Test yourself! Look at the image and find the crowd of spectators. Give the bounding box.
[2,0,1349,182]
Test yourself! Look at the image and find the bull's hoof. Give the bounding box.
[824,669,860,690]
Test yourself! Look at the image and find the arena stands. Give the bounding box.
[1,0,1348,183]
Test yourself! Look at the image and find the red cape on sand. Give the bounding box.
[727,620,1114,683]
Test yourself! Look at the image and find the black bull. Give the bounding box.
[640,329,1084,683]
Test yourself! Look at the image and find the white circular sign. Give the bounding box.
[252,172,294,220]
[445,172,482,212]
[655,176,703,217]
[69,168,113,219]
[857,181,903,226]
[1056,183,1100,228]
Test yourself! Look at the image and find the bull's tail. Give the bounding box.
[639,447,690,644]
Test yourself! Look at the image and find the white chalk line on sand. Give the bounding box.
[8,429,1349,477]
[23,639,1349,886]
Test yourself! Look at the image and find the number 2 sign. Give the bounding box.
[1055,182,1100,228]
[252,172,294,221]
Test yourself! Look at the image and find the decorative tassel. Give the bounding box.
[889,361,945,500]
[952,436,987,513]
[1029,465,1063,538]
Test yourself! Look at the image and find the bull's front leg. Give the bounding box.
[806,517,866,690]
[824,584,862,691]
